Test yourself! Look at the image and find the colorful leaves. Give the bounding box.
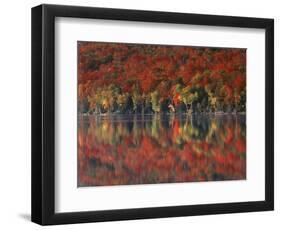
[78,42,246,114]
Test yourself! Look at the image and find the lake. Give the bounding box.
[78,114,246,186]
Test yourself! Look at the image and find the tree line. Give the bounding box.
[78,42,246,115]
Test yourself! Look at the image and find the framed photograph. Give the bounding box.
[31,4,274,225]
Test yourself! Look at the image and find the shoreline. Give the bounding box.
[78,112,246,117]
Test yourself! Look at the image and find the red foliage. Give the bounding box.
[77,42,246,103]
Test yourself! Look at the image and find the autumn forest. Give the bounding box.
[77,41,246,186]
[78,42,246,115]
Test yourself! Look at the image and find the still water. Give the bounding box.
[78,114,246,186]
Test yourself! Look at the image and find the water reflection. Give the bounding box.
[78,114,246,186]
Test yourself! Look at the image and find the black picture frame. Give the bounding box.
[31,4,274,225]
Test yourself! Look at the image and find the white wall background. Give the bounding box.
[0,0,279,229]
